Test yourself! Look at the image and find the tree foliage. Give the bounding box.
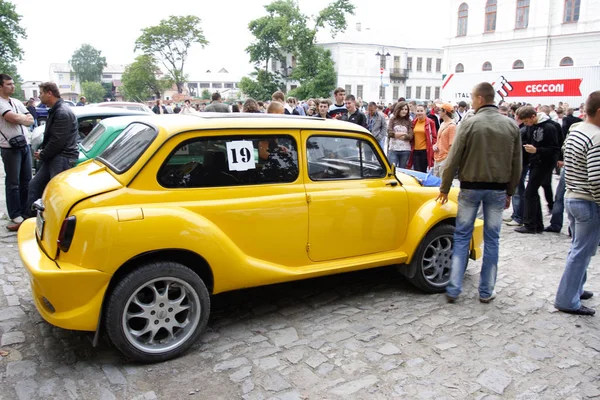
[135,16,208,94]
[0,0,26,99]
[121,55,173,102]
[81,82,106,103]
[239,69,281,101]
[201,89,211,100]
[70,44,107,83]
[243,0,354,98]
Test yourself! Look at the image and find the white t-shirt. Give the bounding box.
[0,97,29,148]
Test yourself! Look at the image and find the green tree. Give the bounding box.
[288,47,337,99]
[70,44,107,83]
[121,55,173,102]
[0,0,26,99]
[201,89,211,100]
[81,82,106,103]
[239,69,281,101]
[135,16,208,94]
[243,0,354,96]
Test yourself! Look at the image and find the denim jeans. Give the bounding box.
[548,168,566,230]
[446,189,506,299]
[511,165,529,224]
[555,198,600,311]
[388,151,410,169]
[1,146,32,220]
[24,155,76,218]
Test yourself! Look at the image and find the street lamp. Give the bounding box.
[376,48,391,104]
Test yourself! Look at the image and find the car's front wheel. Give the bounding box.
[105,262,210,363]
[405,224,456,293]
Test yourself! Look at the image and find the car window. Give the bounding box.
[307,136,386,180]
[158,135,299,188]
[97,123,157,174]
[78,117,102,139]
[80,123,106,152]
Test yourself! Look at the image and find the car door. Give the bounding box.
[302,131,409,262]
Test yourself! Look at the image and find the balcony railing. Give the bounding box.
[390,68,409,81]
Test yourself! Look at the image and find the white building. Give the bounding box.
[48,63,127,101]
[443,0,600,74]
[178,68,243,102]
[21,81,44,100]
[313,24,444,104]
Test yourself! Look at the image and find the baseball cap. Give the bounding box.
[438,103,454,113]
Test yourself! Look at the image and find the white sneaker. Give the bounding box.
[479,292,496,303]
[506,219,523,226]
[502,216,512,222]
[10,216,24,224]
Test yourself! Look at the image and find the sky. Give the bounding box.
[12,0,449,81]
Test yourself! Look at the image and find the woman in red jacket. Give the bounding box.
[407,104,437,172]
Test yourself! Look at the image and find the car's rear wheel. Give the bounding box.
[406,224,456,293]
[105,262,210,363]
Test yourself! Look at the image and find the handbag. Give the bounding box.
[0,130,28,148]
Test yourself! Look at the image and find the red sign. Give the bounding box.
[380,67,384,75]
[506,79,582,97]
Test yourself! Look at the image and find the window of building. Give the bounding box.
[379,85,385,100]
[345,84,352,95]
[426,58,432,72]
[512,60,525,69]
[485,0,497,32]
[457,3,469,36]
[425,87,431,99]
[436,58,442,73]
[393,86,399,100]
[416,86,422,98]
[306,136,385,181]
[394,56,401,69]
[434,87,441,99]
[380,55,387,69]
[291,56,297,68]
[102,74,112,79]
[560,57,574,66]
[357,85,364,99]
[70,73,76,81]
[564,0,580,23]
[407,57,413,71]
[406,86,412,99]
[212,83,223,88]
[290,84,298,90]
[58,74,63,80]
[158,135,299,188]
[515,0,530,28]
[455,63,465,73]
[482,61,492,71]
[271,59,277,73]
[417,57,423,71]
[224,83,234,89]
[199,82,210,88]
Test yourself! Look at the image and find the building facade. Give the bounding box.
[443,0,600,74]
[180,68,242,102]
[48,64,127,101]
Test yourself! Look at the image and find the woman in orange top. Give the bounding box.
[407,104,437,172]
[432,103,457,177]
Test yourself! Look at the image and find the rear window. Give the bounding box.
[97,123,157,173]
[80,123,106,152]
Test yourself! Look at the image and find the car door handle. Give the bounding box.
[386,181,398,187]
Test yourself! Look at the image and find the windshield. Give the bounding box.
[79,123,106,152]
[97,122,157,174]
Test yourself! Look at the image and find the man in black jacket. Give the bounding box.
[515,106,560,234]
[24,82,78,217]
[562,108,582,140]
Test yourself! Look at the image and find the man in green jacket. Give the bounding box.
[436,82,522,304]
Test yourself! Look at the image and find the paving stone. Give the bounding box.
[330,375,379,396]
[6,360,37,377]
[556,359,581,369]
[476,369,512,395]
[230,366,253,383]
[131,392,159,400]
[266,328,298,347]
[242,379,255,394]
[377,343,401,355]
[214,357,250,372]
[2,284,15,295]
[1,331,25,346]
[282,348,304,364]
[528,348,554,361]
[99,387,117,400]
[38,378,59,398]
[305,352,328,369]
[582,383,600,398]
[504,356,540,375]
[15,379,38,400]
[259,371,292,392]
[435,342,458,351]
[0,307,25,321]
[101,365,127,385]
[254,356,280,370]
[269,390,303,400]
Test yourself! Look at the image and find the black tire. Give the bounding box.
[105,262,210,363]
[406,224,456,293]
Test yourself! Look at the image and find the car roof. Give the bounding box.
[72,107,151,118]
[121,113,372,138]
[96,115,147,127]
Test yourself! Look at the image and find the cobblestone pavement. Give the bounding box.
[0,163,598,400]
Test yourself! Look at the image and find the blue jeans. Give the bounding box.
[554,198,600,311]
[548,168,566,230]
[24,155,76,218]
[1,146,32,220]
[510,165,529,224]
[388,151,410,168]
[447,189,506,299]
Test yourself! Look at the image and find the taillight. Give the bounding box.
[57,216,76,252]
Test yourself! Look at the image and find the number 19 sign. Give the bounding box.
[226,140,256,171]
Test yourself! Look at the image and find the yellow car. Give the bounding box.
[18,114,483,362]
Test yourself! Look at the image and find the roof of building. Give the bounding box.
[50,63,127,74]
[317,26,441,52]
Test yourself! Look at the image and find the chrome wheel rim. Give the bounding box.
[421,235,453,287]
[122,277,201,354]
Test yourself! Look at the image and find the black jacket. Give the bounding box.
[523,116,560,168]
[562,114,582,142]
[427,112,440,132]
[40,99,79,162]
[342,109,367,128]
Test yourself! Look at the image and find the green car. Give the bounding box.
[77,116,143,165]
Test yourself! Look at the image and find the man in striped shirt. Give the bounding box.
[554,91,600,316]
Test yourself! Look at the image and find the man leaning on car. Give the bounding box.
[21,82,79,223]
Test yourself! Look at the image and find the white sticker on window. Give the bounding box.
[226,140,256,171]
[175,145,189,155]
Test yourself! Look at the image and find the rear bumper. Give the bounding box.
[470,218,484,260]
[18,219,110,331]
